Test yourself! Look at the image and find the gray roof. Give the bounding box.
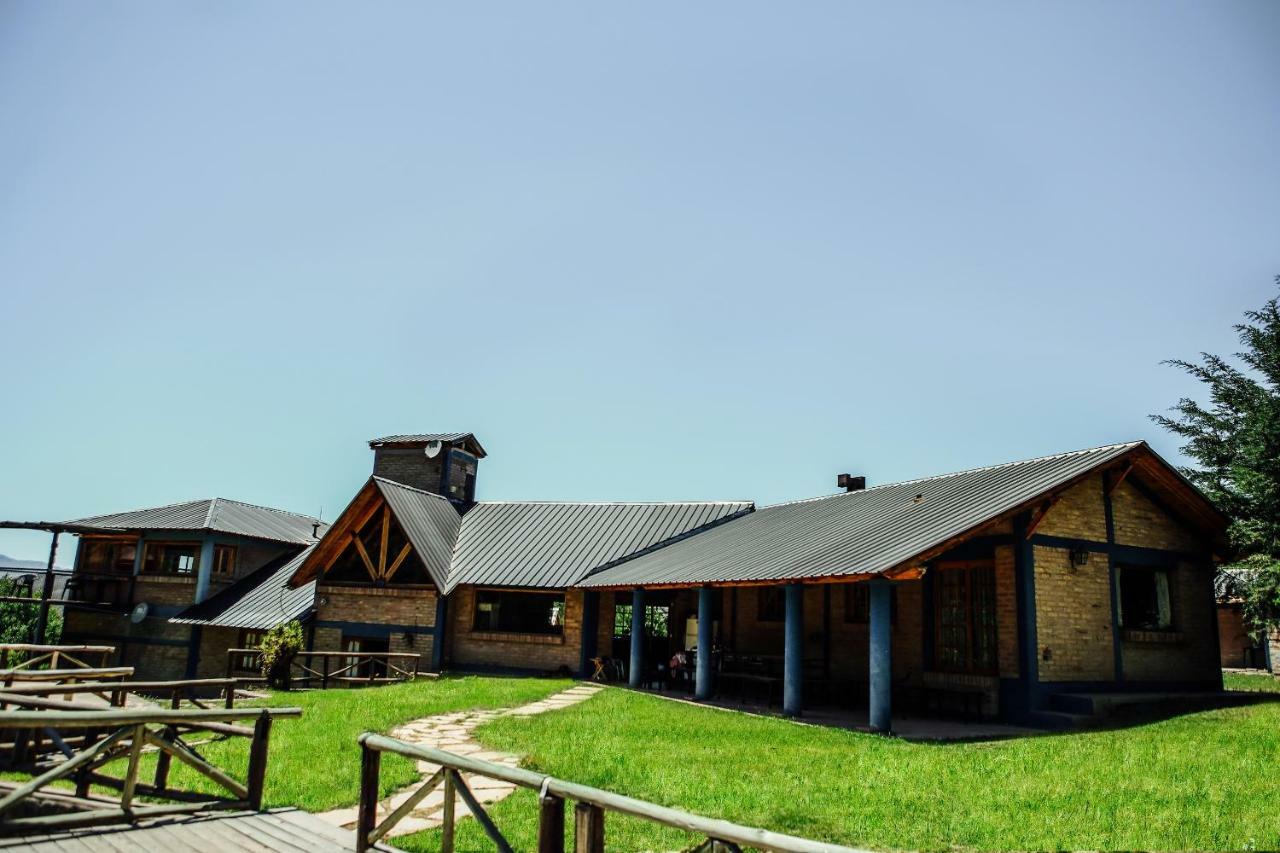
[580,442,1143,588]
[446,500,753,592]
[171,545,316,629]
[68,498,323,545]
[368,433,488,458]
[373,478,463,590]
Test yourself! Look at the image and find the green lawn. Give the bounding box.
[1224,669,1280,693]
[397,684,1280,853]
[146,674,570,811]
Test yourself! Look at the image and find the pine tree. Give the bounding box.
[1152,277,1280,637]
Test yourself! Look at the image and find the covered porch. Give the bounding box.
[580,552,1015,732]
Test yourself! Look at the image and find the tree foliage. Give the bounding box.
[1153,277,1280,635]
[0,577,62,647]
[259,620,304,690]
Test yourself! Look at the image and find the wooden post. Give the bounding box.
[246,711,273,810]
[356,742,380,853]
[154,725,173,791]
[321,654,330,690]
[538,794,565,853]
[783,584,804,717]
[120,724,145,810]
[441,769,456,853]
[224,682,234,709]
[574,802,605,853]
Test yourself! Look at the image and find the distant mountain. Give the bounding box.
[0,554,71,573]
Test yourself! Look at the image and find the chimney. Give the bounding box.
[368,433,486,505]
[837,474,866,493]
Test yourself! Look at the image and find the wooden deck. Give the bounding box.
[0,808,399,852]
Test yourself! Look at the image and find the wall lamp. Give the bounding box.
[1069,547,1090,569]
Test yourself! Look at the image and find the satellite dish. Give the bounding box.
[424,440,443,458]
[130,602,150,624]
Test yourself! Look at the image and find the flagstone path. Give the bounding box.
[316,682,604,839]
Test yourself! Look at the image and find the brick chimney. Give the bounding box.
[368,433,487,505]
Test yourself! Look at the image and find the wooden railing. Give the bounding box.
[357,734,869,853]
[0,706,301,835]
[0,644,115,671]
[225,649,421,688]
[0,677,239,710]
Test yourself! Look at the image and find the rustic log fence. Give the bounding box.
[0,643,115,672]
[0,706,301,835]
[226,649,421,688]
[356,734,870,853]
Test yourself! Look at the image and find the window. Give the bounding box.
[141,542,200,576]
[613,603,671,639]
[933,561,998,674]
[77,539,138,575]
[757,587,786,622]
[234,629,264,672]
[473,590,566,635]
[843,584,897,624]
[213,545,237,577]
[1118,566,1172,630]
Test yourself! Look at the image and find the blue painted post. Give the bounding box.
[579,590,600,679]
[783,584,804,716]
[695,586,715,700]
[194,538,216,603]
[869,579,892,733]
[629,588,646,688]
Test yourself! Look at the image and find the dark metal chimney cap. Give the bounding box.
[837,474,866,492]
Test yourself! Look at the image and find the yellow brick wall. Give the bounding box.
[1121,559,1219,683]
[1033,545,1114,681]
[132,576,199,607]
[1111,481,1201,552]
[311,585,437,672]
[994,545,1019,678]
[1037,475,1107,540]
[447,586,583,673]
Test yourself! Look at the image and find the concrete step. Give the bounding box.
[1048,693,1097,715]
[1027,709,1095,731]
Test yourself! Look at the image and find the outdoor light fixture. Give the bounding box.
[1069,547,1090,568]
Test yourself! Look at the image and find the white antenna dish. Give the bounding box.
[130,602,150,624]
[424,440,443,458]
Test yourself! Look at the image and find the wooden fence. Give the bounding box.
[0,706,301,835]
[226,649,421,688]
[357,734,870,853]
[0,643,115,672]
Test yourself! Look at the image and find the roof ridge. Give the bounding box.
[470,500,754,507]
[371,476,456,504]
[763,441,1145,509]
[203,498,219,529]
[204,496,323,524]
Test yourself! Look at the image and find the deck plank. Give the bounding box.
[0,809,399,853]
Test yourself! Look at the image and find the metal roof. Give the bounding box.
[446,500,753,592]
[373,478,463,590]
[368,433,488,458]
[67,498,324,545]
[580,442,1145,588]
[171,545,316,629]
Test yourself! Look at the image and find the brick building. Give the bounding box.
[55,433,1228,728]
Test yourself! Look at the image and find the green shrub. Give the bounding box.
[259,620,304,689]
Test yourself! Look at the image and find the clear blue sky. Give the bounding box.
[2,2,1277,564]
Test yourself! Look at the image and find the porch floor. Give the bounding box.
[626,686,1040,741]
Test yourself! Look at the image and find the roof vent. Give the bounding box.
[837,474,866,493]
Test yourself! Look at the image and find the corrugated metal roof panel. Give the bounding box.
[579,442,1144,588]
[373,477,463,590]
[171,545,315,629]
[446,500,753,592]
[67,498,324,545]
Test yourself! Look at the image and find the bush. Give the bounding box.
[259,621,304,689]
[0,577,61,648]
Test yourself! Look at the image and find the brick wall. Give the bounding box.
[1111,481,1201,552]
[447,586,583,673]
[311,584,437,672]
[1037,475,1107,540]
[994,545,1019,677]
[1216,604,1256,669]
[372,448,447,493]
[1033,545,1114,682]
[63,609,196,681]
[132,576,198,607]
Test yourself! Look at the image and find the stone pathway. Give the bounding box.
[316,683,603,838]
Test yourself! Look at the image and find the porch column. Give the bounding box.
[783,583,803,716]
[195,537,216,603]
[695,586,715,700]
[579,590,600,679]
[869,578,892,733]
[431,595,448,672]
[629,588,645,688]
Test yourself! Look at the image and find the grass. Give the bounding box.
[1223,669,1280,693]
[140,674,570,811]
[396,685,1280,853]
